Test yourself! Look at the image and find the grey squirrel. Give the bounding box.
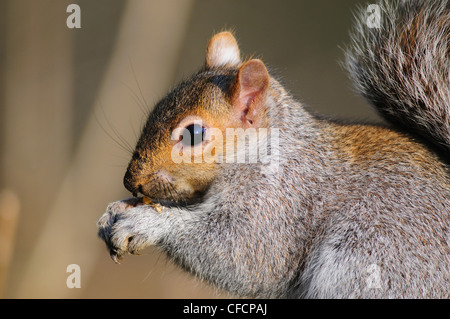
[97,0,449,298]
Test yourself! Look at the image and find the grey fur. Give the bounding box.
[98,0,450,298]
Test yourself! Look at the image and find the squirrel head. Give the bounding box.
[124,31,271,204]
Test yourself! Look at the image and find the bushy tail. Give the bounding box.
[346,0,449,156]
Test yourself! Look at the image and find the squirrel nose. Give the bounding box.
[123,170,138,196]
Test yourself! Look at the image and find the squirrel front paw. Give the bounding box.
[97,198,161,263]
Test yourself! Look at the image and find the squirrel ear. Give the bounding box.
[205,32,241,68]
[232,59,269,128]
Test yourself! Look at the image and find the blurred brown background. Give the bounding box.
[0,0,380,298]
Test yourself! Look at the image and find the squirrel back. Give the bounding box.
[99,0,450,298]
[345,0,450,157]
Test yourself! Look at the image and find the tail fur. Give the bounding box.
[346,0,450,156]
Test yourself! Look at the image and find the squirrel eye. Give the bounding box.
[181,124,206,146]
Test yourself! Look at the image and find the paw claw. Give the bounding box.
[110,249,122,264]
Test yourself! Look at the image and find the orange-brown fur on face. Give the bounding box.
[123,66,247,203]
[123,31,274,204]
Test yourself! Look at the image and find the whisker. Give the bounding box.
[128,57,152,118]
[95,101,134,155]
